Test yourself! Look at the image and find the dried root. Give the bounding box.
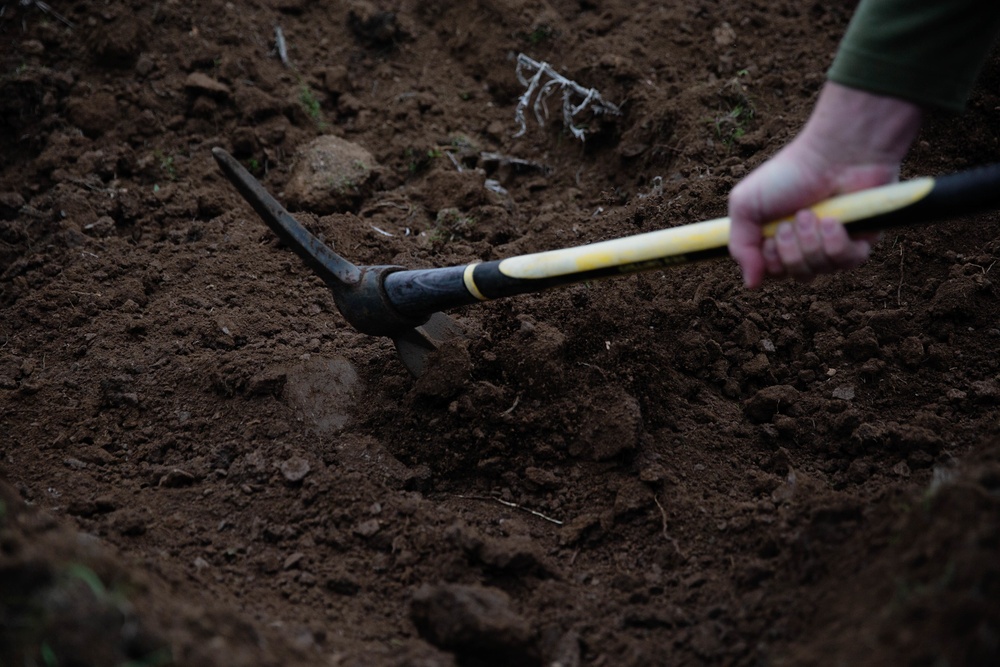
[513,53,620,142]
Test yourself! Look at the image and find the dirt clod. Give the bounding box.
[410,583,537,665]
[283,135,380,213]
[3,2,1000,666]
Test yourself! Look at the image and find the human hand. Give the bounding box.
[728,82,923,288]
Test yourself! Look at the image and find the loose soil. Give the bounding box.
[2,1,1000,666]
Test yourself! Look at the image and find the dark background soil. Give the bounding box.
[2,1,1000,666]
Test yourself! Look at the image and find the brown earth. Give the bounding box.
[2,1,1000,666]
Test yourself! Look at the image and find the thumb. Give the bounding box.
[728,189,767,289]
[728,221,766,288]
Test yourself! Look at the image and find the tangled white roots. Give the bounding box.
[513,53,621,142]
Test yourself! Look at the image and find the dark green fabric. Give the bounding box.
[828,0,1000,111]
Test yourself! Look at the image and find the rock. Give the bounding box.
[353,518,381,538]
[410,583,536,662]
[283,135,380,214]
[712,22,736,46]
[831,385,855,401]
[279,456,310,484]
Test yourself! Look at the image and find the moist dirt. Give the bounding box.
[2,1,1000,666]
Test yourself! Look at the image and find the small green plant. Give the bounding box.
[8,563,175,667]
[64,563,109,599]
[299,84,324,125]
[450,134,475,149]
[522,24,555,45]
[729,105,751,136]
[328,175,356,194]
[404,146,440,175]
[710,78,755,150]
[154,151,177,180]
[711,103,754,148]
[41,641,58,667]
[430,208,476,245]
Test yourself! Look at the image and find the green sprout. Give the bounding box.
[64,563,108,599]
[430,208,476,245]
[299,84,324,125]
[522,24,554,45]
[405,147,438,175]
[154,151,177,181]
[711,103,755,148]
[41,642,58,667]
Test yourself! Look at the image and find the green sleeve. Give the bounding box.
[828,0,1000,112]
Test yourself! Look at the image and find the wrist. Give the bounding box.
[792,81,923,172]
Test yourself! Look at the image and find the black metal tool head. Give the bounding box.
[212,147,465,376]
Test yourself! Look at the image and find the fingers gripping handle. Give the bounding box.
[764,162,1000,237]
